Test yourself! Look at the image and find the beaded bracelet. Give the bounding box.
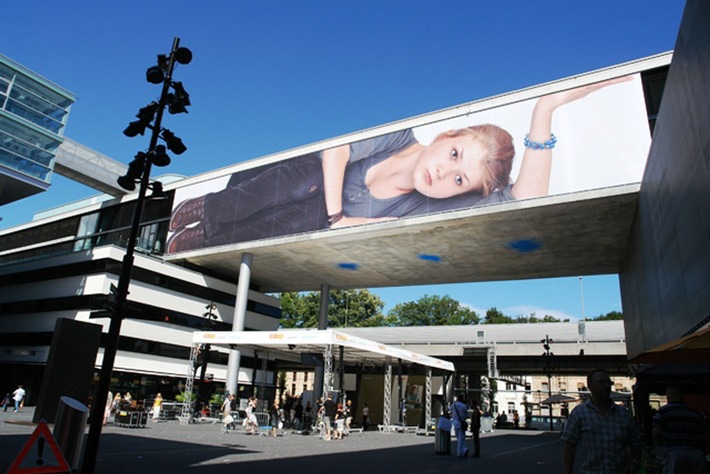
[524,133,557,150]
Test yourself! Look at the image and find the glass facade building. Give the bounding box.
[0,54,76,204]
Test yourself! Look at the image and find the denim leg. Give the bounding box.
[205,192,327,247]
[202,153,323,241]
[456,427,467,457]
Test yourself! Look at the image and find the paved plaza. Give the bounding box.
[1,408,566,473]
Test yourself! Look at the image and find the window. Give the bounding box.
[507,402,515,413]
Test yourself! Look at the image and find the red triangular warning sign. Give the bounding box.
[6,420,71,474]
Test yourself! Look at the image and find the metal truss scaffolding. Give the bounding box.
[180,343,200,424]
[383,357,392,430]
[322,344,333,399]
[425,368,432,425]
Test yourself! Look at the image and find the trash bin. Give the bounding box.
[53,396,89,471]
[434,417,451,455]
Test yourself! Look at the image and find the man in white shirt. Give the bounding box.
[12,385,26,413]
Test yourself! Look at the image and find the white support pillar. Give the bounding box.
[383,357,392,431]
[226,252,252,396]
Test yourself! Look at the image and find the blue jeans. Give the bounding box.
[455,426,468,457]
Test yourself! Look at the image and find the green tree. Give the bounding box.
[278,291,322,328]
[327,289,386,327]
[483,307,516,324]
[278,289,385,328]
[384,294,479,326]
[589,310,623,321]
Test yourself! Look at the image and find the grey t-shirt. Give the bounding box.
[339,129,514,218]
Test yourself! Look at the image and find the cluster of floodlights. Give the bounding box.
[117,43,192,192]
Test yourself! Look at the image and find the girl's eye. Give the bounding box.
[455,175,463,186]
[451,149,458,160]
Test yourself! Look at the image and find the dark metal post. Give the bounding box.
[82,37,184,474]
[541,334,554,431]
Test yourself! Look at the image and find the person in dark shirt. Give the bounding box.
[319,394,337,441]
[653,386,709,474]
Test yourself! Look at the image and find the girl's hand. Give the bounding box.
[330,215,396,229]
[537,76,632,112]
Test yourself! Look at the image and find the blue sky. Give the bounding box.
[0,1,685,318]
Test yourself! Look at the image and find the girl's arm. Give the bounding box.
[322,145,350,223]
[511,76,632,200]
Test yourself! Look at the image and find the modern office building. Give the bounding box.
[0,54,76,205]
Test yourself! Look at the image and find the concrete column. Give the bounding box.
[318,284,329,330]
[225,252,252,396]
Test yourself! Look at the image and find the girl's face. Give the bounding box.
[413,133,486,199]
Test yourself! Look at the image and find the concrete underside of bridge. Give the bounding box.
[166,184,639,293]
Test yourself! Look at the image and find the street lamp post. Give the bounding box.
[541,334,554,431]
[81,37,192,474]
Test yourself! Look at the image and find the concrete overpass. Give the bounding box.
[270,321,629,377]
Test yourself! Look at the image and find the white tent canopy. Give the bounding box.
[192,328,455,372]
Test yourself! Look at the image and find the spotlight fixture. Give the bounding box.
[116,152,147,191]
[166,93,188,115]
[161,129,187,154]
[174,47,193,65]
[146,65,164,84]
[167,81,191,114]
[123,102,159,137]
[148,181,168,200]
[171,82,191,105]
[157,54,169,70]
[150,144,171,167]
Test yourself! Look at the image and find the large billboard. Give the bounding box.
[166,75,650,255]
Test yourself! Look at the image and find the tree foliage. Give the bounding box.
[279,291,614,328]
[484,307,515,324]
[279,289,385,328]
[384,294,479,326]
[483,307,569,324]
[588,310,623,321]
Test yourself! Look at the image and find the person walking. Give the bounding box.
[561,369,642,474]
[12,385,25,413]
[152,393,163,422]
[470,399,482,458]
[362,403,369,431]
[450,393,470,458]
[319,394,337,440]
[1,393,12,412]
[653,385,709,474]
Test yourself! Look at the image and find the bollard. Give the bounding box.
[53,396,89,471]
[434,417,451,455]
